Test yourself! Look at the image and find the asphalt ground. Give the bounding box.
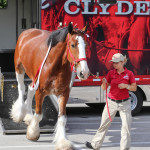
[0,102,150,150]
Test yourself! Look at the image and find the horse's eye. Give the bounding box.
[71,44,75,48]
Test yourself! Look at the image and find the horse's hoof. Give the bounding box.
[26,124,40,141]
[10,100,25,123]
[24,113,33,125]
[55,139,77,150]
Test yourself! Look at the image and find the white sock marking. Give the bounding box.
[53,115,67,143]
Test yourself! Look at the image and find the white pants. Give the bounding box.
[91,98,132,150]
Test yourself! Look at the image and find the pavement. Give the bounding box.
[0,103,150,150]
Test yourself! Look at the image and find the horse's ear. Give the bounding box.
[68,22,73,34]
[82,22,89,33]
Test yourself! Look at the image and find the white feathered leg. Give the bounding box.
[10,72,26,123]
[23,85,35,125]
[53,115,67,143]
[54,115,76,150]
[26,113,42,141]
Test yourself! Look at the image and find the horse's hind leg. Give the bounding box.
[23,85,35,125]
[26,90,44,141]
[10,68,26,123]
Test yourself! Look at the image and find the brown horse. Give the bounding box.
[10,23,89,150]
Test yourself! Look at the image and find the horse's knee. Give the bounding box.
[15,63,25,74]
[26,113,42,141]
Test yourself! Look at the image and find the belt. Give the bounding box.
[108,97,129,103]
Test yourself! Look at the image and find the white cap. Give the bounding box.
[110,53,125,62]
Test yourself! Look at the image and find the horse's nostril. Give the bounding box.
[80,71,84,78]
[80,71,83,76]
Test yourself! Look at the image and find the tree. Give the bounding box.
[0,0,7,9]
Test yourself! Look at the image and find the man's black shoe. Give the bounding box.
[85,141,95,149]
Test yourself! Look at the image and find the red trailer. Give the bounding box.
[41,0,150,116]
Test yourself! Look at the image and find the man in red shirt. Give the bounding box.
[86,53,137,150]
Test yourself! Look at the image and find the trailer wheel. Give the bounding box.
[129,89,143,116]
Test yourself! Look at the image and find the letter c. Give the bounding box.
[64,0,80,15]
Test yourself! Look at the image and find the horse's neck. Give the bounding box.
[58,42,69,65]
[49,42,71,82]
[48,42,69,69]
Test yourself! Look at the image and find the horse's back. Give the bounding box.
[17,29,50,50]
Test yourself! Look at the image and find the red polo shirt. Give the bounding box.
[106,68,136,100]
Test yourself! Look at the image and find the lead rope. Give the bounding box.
[31,40,52,91]
[106,83,112,122]
[90,72,112,122]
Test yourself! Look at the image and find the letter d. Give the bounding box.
[115,1,133,15]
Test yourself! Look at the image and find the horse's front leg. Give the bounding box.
[54,94,76,150]
[10,72,26,123]
[23,85,35,125]
[26,89,44,141]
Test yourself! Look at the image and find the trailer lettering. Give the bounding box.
[82,0,98,15]
[115,1,133,15]
[134,1,150,15]
[64,0,150,15]
[99,4,110,15]
[64,0,80,15]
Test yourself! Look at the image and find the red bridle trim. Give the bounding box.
[67,34,87,72]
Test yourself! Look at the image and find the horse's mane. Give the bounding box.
[47,27,68,47]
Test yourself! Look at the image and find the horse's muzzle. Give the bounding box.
[79,71,89,80]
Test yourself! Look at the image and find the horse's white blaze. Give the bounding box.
[53,115,67,143]
[76,36,89,79]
